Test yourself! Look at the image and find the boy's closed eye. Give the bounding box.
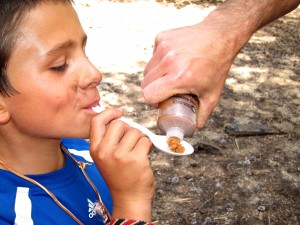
[50,63,68,72]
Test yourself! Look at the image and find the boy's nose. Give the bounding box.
[79,58,102,89]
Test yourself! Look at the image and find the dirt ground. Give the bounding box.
[75,1,299,224]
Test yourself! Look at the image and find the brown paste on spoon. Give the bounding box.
[167,136,185,153]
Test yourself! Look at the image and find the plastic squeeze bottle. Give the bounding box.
[157,94,199,153]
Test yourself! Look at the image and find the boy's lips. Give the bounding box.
[84,100,100,110]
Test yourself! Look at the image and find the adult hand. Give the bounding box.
[142,0,300,129]
[142,22,235,128]
[89,108,154,222]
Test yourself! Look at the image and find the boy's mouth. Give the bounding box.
[91,105,104,113]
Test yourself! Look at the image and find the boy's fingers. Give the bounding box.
[89,108,124,150]
[99,120,129,152]
[116,128,149,155]
[132,136,153,157]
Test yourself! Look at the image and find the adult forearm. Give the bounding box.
[246,0,300,29]
[217,0,300,30]
[200,0,300,58]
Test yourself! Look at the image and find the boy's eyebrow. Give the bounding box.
[45,40,74,56]
[45,35,87,56]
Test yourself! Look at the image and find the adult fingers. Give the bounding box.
[143,53,162,81]
[143,30,170,77]
[196,95,219,128]
[142,47,169,89]
[142,73,187,106]
[142,62,165,89]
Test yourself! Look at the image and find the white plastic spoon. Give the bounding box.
[92,106,194,156]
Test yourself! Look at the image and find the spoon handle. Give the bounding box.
[92,105,153,137]
[118,117,153,138]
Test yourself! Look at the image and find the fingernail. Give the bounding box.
[117,107,124,112]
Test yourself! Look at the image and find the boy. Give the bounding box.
[0,0,155,224]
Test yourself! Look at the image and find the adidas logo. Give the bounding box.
[88,198,97,218]
[87,198,109,223]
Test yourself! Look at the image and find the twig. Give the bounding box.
[225,123,287,137]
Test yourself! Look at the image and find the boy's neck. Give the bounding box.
[0,138,65,175]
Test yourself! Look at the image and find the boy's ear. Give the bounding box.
[0,97,10,124]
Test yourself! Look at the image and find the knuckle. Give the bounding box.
[155,31,168,44]
[162,50,176,64]
[141,136,152,147]
[127,127,143,137]
[111,151,124,162]
[90,145,107,162]
[109,119,123,127]
[155,40,171,55]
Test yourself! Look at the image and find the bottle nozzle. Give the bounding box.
[166,127,184,140]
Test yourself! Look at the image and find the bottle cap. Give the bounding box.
[166,127,184,140]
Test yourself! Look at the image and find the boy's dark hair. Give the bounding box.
[0,0,74,97]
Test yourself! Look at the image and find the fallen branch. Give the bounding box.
[225,123,287,137]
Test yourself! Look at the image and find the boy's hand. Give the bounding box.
[89,108,154,222]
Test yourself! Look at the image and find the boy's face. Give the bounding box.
[3,2,102,139]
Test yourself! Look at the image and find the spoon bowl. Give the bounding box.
[148,134,194,156]
[92,106,194,156]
